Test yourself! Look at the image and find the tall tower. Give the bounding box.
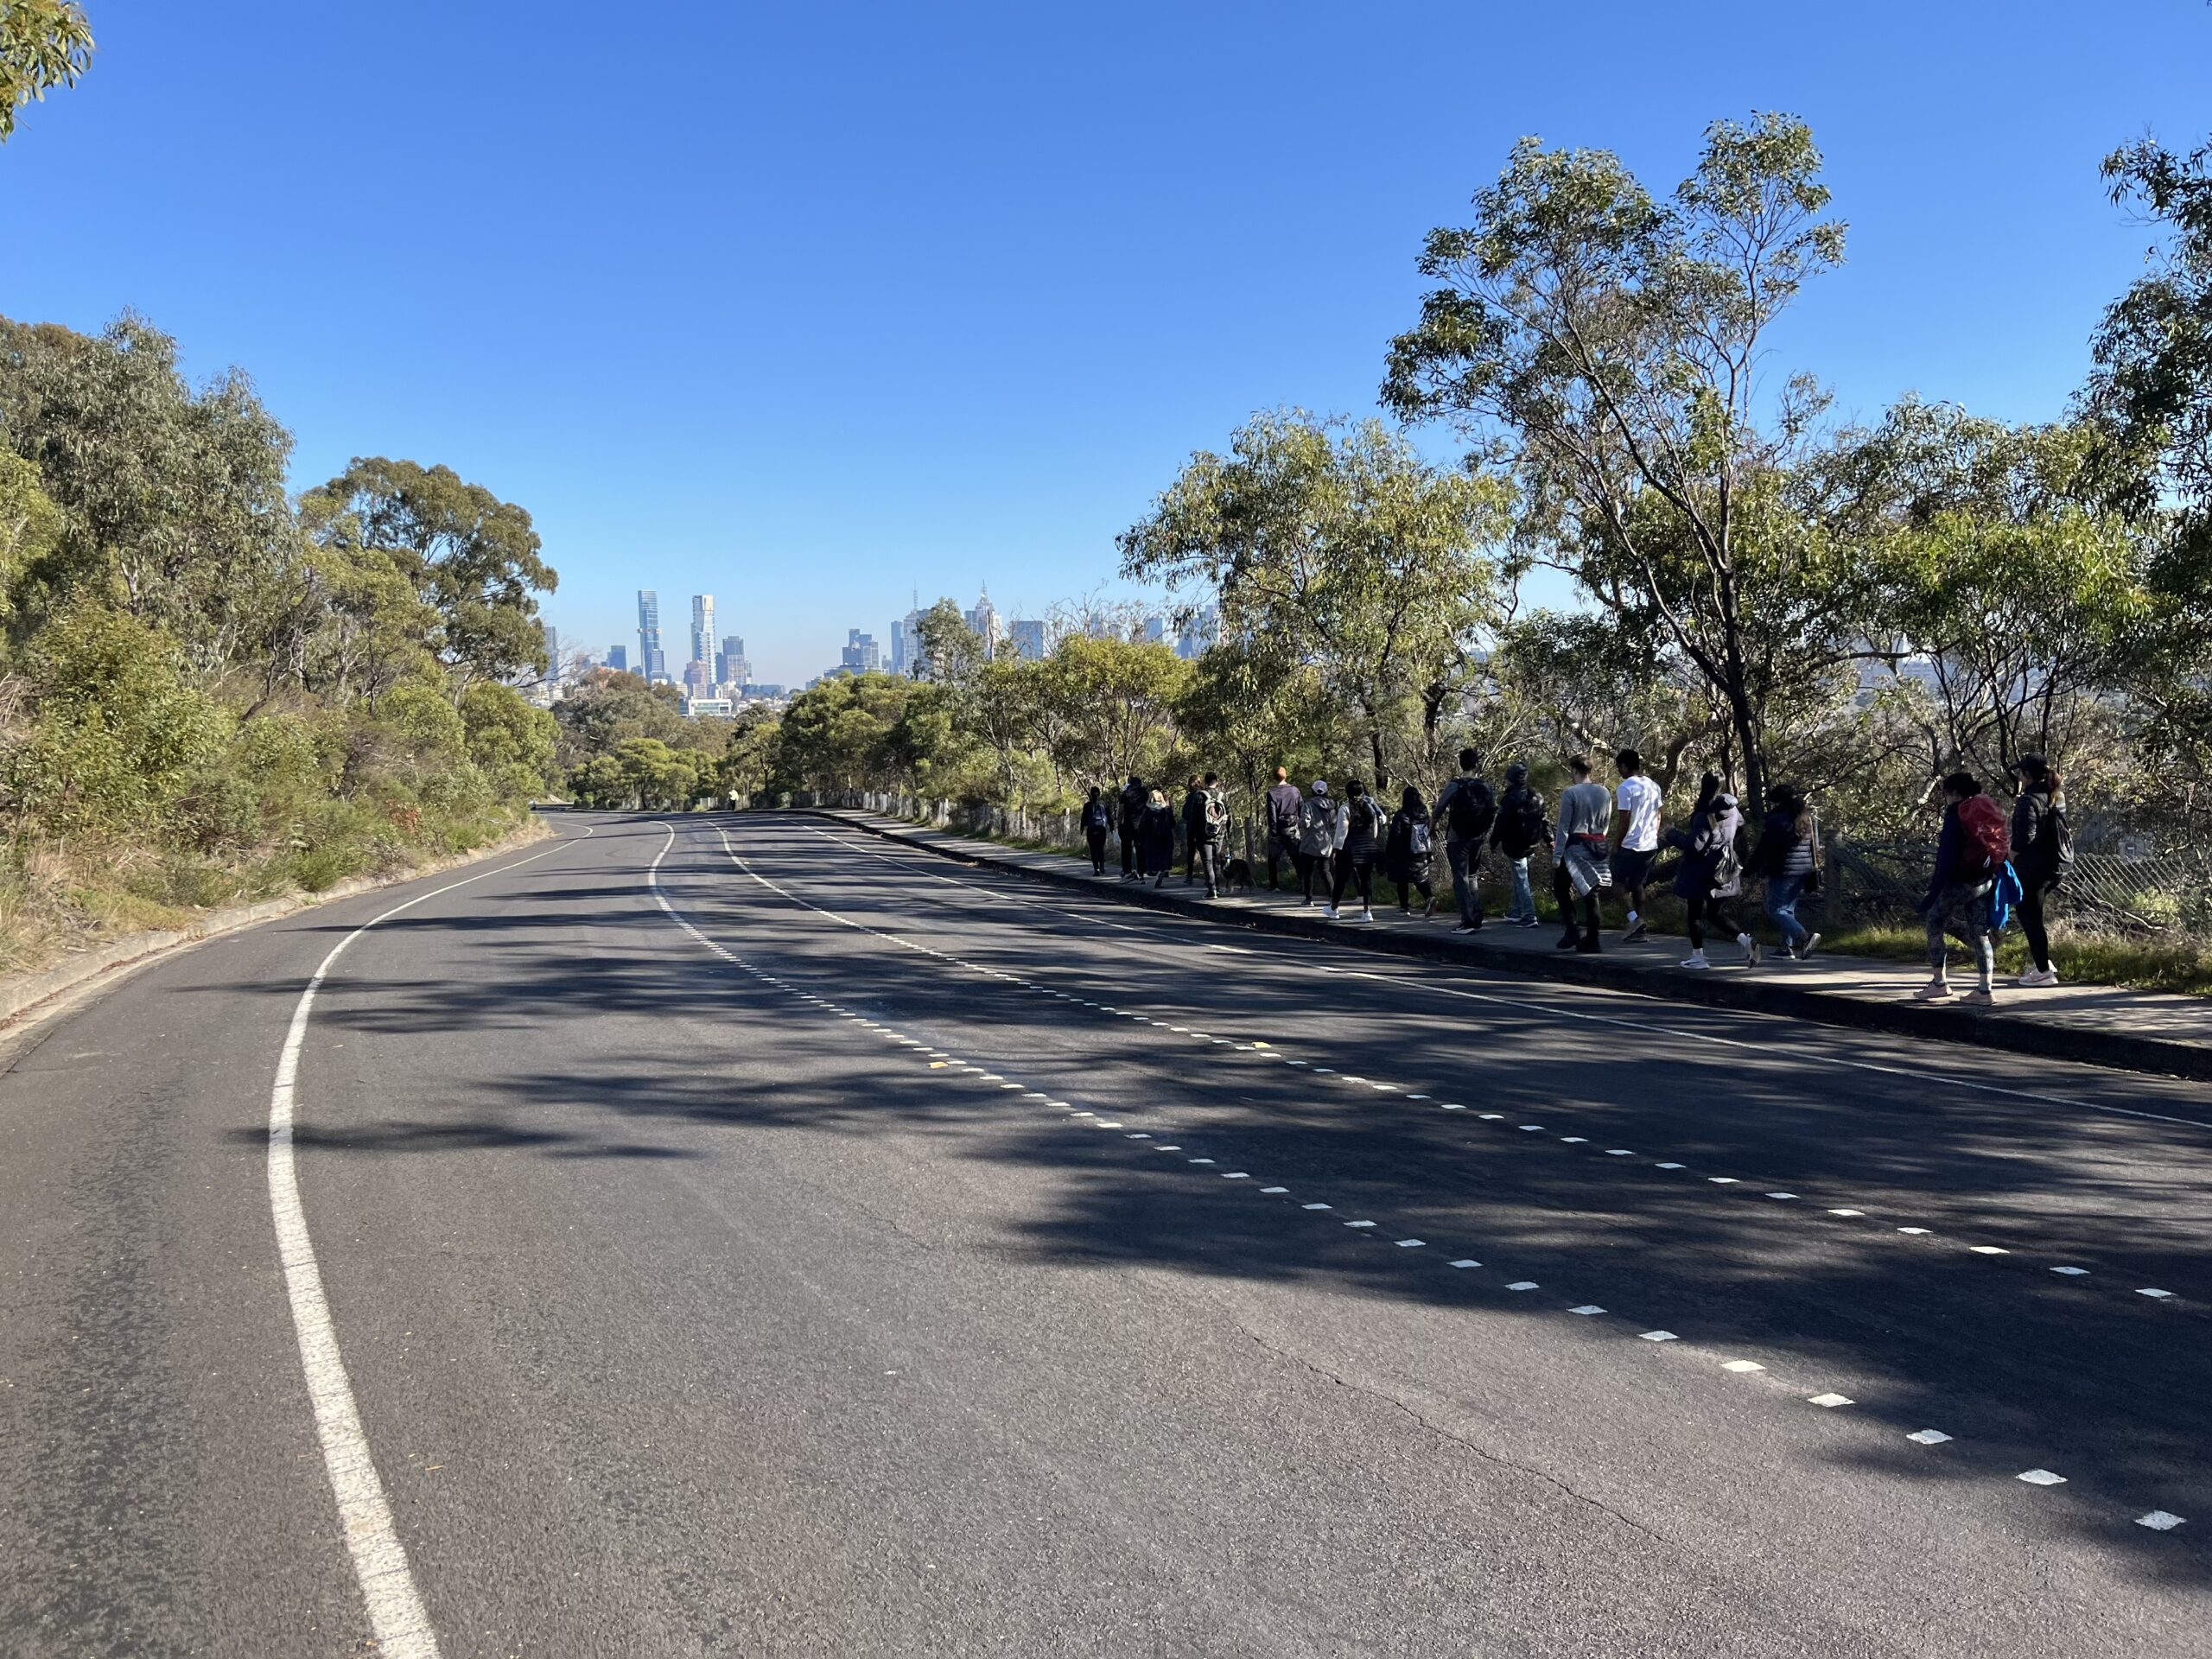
[690,594,715,675]
[637,590,664,683]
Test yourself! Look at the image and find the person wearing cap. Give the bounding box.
[1491,761,1549,928]
[1294,779,1338,908]
[2008,754,2069,986]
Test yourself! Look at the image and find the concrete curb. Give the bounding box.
[0,816,556,1034]
[808,810,2212,1085]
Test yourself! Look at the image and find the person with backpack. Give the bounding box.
[1294,779,1338,908]
[1263,766,1303,890]
[1667,772,1757,969]
[1384,785,1439,918]
[1490,762,1548,928]
[1081,785,1113,875]
[1195,772,1230,899]
[1140,786,1179,890]
[1608,749,1663,943]
[1552,754,1613,953]
[1329,779,1385,922]
[1117,774,1147,880]
[2008,754,2070,987]
[1179,775,1207,884]
[1433,747,1496,933]
[1915,771,2007,1005]
[1752,783,1823,963]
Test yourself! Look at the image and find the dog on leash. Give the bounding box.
[1220,857,1254,895]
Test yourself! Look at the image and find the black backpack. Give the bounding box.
[1445,777,1496,840]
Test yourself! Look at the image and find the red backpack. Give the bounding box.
[1955,793,2011,877]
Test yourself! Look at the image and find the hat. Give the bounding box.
[1312,779,1330,795]
[1505,763,1528,784]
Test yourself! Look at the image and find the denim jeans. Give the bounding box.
[1766,873,1811,950]
[1446,837,1484,925]
[1506,855,1533,921]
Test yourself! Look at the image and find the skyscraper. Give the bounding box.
[690,594,715,677]
[541,621,560,680]
[963,588,1001,657]
[637,591,665,683]
[717,633,748,686]
[607,644,627,672]
[1008,618,1046,662]
[842,629,880,673]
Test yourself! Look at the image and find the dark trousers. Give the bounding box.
[1184,828,1200,880]
[1332,856,1376,909]
[2020,881,2055,970]
[1086,827,1109,874]
[1266,832,1293,888]
[1397,878,1433,912]
[1554,863,1600,944]
[1686,890,1740,949]
[1120,826,1137,875]
[1446,836,1483,925]
[1197,842,1222,895]
[1296,850,1333,903]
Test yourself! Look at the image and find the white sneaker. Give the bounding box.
[1911,982,1954,1001]
[1738,932,1760,967]
[2018,966,2060,987]
[1681,950,1710,970]
[1321,906,1338,919]
[1359,907,1375,924]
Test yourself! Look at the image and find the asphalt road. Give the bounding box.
[3,809,2210,1657]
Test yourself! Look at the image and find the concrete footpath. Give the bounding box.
[811,808,2212,1083]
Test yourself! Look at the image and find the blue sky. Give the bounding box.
[2,1,2205,685]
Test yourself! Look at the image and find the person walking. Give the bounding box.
[1491,762,1548,927]
[1384,785,1439,917]
[1195,772,1230,899]
[1081,785,1112,875]
[1141,787,1179,890]
[1608,748,1662,943]
[1330,779,1384,922]
[1552,755,1613,953]
[1753,783,1823,962]
[1294,780,1338,909]
[1433,747,1496,933]
[1667,772,1756,969]
[1117,773,1147,880]
[1263,766,1303,890]
[1179,775,1207,884]
[1915,771,2008,1005]
[2008,754,2071,987]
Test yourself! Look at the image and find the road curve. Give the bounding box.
[3,810,2209,1657]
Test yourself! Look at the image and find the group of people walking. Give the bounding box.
[1077,747,2073,1001]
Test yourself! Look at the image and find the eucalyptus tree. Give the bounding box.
[1119,410,1506,789]
[1384,114,1878,814]
[0,0,92,141]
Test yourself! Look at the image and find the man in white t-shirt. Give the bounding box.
[1608,748,1662,943]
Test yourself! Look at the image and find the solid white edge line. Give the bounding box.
[268,822,588,1657]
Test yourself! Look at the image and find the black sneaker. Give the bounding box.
[1575,938,1602,954]
[1555,932,1580,950]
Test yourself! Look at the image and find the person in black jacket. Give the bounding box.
[1751,784,1821,962]
[1330,779,1384,922]
[1194,772,1229,898]
[1140,787,1179,888]
[1118,774,1147,880]
[1080,785,1113,874]
[1489,762,1548,928]
[1383,785,1438,917]
[1180,775,1207,883]
[2008,753,2068,986]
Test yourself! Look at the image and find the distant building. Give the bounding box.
[607,644,628,673]
[964,588,1001,657]
[842,629,881,673]
[683,694,734,717]
[716,633,747,685]
[683,659,713,696]
[541,621,560,680]
[637,591,666,683]
[742,683,786,700]
[893,609,925,677]
[1175,606,1220,660]
[1141,614,1167,645]
[690,594,715,681]
[1008,618,1047,662]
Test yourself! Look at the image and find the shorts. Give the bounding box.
[1613,847,1656,890]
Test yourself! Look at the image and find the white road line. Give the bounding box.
[1907,1429,1953,1445]
[2017,1469,2067,1486]
[267,824,587,1656]
[2138,1510,2187,1530]
[1808,1393,1854,1408]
